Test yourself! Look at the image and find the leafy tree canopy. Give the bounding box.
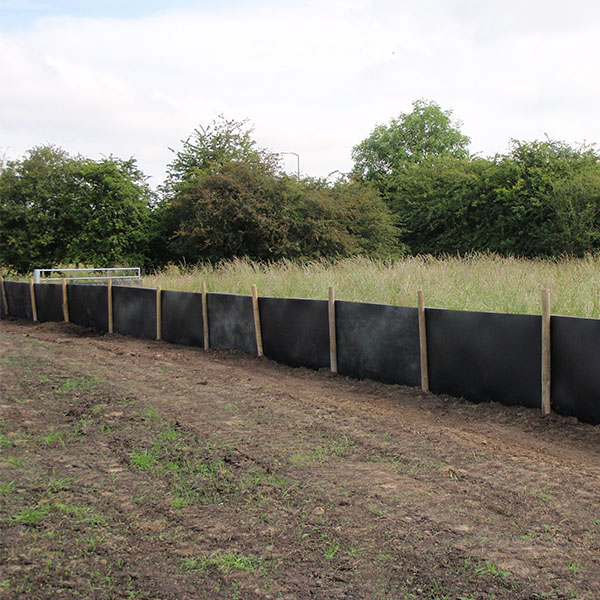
[160,161,400,264]
[385,139,600,257]
[163,115,279,192]
[0,145,153,273]
[352,99,471,184]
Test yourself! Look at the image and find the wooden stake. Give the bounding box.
[202,281,210,350]
[541,288,551,415]
[0,277,8,316]
[62,278,70,323]
[107,279,114,333]
[328,286,338,374]
[156,286,162,341]
[417,290,429,393]
[29,279,38,322]
[251,284,264,357]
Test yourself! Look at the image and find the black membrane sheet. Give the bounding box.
[4,281,33,320]
[112,286,156,340]
[426,308,541,408]
[34,284,64,322]
[67,284,109,332]
[206,293,257,355]
[336,301,421,386]
[0,283,5,318]
[258,297,329,370]
[161,290,204,347]
[551,315,600,424]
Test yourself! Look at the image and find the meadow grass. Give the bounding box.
[144,253,600,319]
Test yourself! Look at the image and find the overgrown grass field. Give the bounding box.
[145,254,600,319]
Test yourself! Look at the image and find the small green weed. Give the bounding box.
[12,506,50,526]
[568,559,581,577]
[0,481,16,495]
[346,546,363,559]
[60,376,100,392]
[474,561,511,579]
[531,487,552,503]
[159,426,180,442]
[82,533,106,551]
[324,539,340,559]
[4,456,27,468]
[143,406,159,419]
[181,552,266,575]
[180,556,211,573]
[61,379,79,392]
[218,553,265,574]
[0,433,15,448]
[47,477,73,493]
[54,503,104,526]
[130,450,157,470]
[329,436,355,455]
[291,436,355,464]
[77,417,94,429]
[42,430,66,446]
[365,503,388,517]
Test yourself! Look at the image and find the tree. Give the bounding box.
[163,115,279,193]
[160,163,401,264]
[164,160,294,263]
[352,99,471,185]
[0,145,153,273]
[547,164,600,255]
[285,178,401,260]
[0,145,72,272]
[384,139,600,257]
[393,155,525,255]
[492,139,600,256]
[62,157,153,266]
[155,115,401,264]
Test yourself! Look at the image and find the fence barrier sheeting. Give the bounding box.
[2,282,599,425]
[160,290,205,348]
[206,293,257,355]
[259,297,330,370]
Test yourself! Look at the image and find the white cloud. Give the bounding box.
[1,0,599,186]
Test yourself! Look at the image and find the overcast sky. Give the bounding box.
[1,0,599,187]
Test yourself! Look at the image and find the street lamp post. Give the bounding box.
[280,152,300,181]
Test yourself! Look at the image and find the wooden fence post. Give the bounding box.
[0,277,7,316]
[107,279,114,333]
[251,284,264,357]
[62,278,70,323]
[417,290,429,393]
[541,288,552,415]
[156,286,162,341]
[328,286,338,374]
[29,279,38,322]
[202,281,210,350]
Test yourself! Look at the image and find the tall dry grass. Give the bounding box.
[145,253,600,319]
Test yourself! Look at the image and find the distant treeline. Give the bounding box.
[1,103,599,274]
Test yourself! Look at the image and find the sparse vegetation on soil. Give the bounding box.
[1,318,599,599]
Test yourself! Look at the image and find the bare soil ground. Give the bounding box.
[1,318,599,600]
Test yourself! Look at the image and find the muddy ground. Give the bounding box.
[0,318,599,599]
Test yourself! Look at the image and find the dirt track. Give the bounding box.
[1,318,599,599]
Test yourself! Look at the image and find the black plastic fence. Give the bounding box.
[1,281,598,425]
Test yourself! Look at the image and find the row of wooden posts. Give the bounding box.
[1,278,553,417]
